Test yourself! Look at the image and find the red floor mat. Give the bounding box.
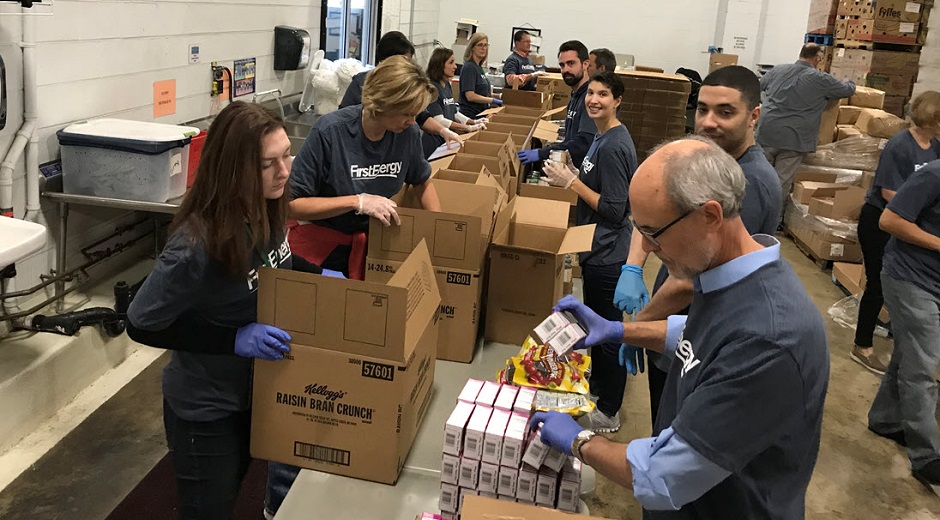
[106,453,267,520]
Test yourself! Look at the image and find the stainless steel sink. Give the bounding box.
[283,110,319,139]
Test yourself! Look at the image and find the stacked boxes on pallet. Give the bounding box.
[835,0,926,44]
[616,71,691,162]
[830,48,921,115]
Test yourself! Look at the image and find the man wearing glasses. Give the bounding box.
[613,67,782,427]
[530,137,829,519]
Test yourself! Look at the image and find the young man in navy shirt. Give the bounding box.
[614,66,782,426]
[503,30,537,91]
[532,137,829,519]
[868,159,940,493]
[517,40,597,169]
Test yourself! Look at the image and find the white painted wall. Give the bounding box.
[435,0,812,73]
[3,0,319,298]
[914,4,939,99]
[382,0,441,66]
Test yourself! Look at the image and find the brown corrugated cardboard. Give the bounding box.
[831,48,920,75]
[256,242,438,363]
[838,105,864,124]
[789,225,864,262]
[844,17,920,44]
[502,88,551,110]
[468,131,526,150]
[837,125,864,140]
[367,258,482,363]
[834,261,866,294]
[462,140,519,178]
[451,153,513,187]
[491,114,541,128]
[830,67,915,97]
[485,123,536,147]
[708,53,738,74]
[882,95,907,117]
[368,179,503,271]
[433,167,491,184]
[837,0,924,22]
[485,197,596,344]
[794,181,852,204]
[808,0,840,33]
[250,243,439,484]
[855,108,910,138]
[517,183,579,206]
[462,495,609,519]
[430,155,454,173]
[808,186,868,219]
[862,170,875,189]
[819,99,843,146]
[850,86,886,108]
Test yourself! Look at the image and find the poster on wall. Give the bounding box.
[234,58,256,97]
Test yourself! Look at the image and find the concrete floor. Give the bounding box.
[0,236,938,519]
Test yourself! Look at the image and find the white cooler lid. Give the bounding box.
[62,118,200,142]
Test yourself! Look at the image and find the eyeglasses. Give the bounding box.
[476,43,490,48]
[631,206,700,247]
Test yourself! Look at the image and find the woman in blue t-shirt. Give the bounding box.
[459,32,503,119]
[853,91,940,374]
[126,102,338,520]
[542,71,637,434]
[423,47,489,156]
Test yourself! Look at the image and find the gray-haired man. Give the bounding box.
[532,136,830,519]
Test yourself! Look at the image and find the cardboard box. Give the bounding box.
[838,124,864,140]
[444,400,475,455]
[831,48,921,76]
[708,53,739,74]
[498,466,519,496]
[855,108,910,138]
[491,113,541,128]
[819,99,843,146]
[468,130,526,150]
[459,457,480,488]
[844,17,920,44]
[862,170,876,189]
[838,0,924,21]
[789,224,864,262]
[451,153,514,187]
[838,105,864,124]
[459,488,479,511]
[794,181,852,204]
[368,178,502,272]
[808,186,868,219]
[485,197,595,344]
[501,88,552,110]
[830,67,915,97]
[442,453,460,485]
[250,245,439,484]
[462,140,518,177]
[834,261,866,294]
[464,405,493,460]
[882,95,907,117]
[808,0,841,33]
[517,183,579,207]
[463,495,608,519]
[485,123,536,145]
[433,167,492,185]
[850,86,887,108]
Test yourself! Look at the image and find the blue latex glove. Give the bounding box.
[491,98,503,106]
[613,264,649,315]
[234,323,291,361]
[618,344,646,376]
[528,411,583,456]
[517,149,541,164]
[554,295,624,348]
[321,269,346,279]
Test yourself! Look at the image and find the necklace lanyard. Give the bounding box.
[246,224,275,269]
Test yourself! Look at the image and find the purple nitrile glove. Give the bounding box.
[517,149,541,164]
[528,411,583,456]
[491,98,503,106]
[618,344,646,376]
[321,269,346,279]
[613,264,649,315]
[554,295,624,348]
[234,323,291,361]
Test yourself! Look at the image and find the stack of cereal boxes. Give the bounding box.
[440,379,582,518]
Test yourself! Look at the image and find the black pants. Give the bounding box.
[583,262,627,417]
[856,203,891,348]
[646,352,669,429]
[163,401,252,520]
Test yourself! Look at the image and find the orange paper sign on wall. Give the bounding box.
[153,79,177,118]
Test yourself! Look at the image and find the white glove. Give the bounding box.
[541,160,578,189]
[472,118,489,129]
[440,128,463,149]
[356,193,401,227]
[467,123,485,132]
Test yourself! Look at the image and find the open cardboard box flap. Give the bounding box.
[257,240,439,363]
[510,196,570,228]
[462,495,610,519]
[558,225,597,254]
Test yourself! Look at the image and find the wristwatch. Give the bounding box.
[571,429,597,463]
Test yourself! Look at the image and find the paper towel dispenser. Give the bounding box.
[274,26,311,71]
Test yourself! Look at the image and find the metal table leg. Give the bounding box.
[55,201,68,312]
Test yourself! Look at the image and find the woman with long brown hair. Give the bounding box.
[422,47,489,156]
[127,101,339,520]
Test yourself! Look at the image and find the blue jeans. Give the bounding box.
[265,462,301,515]
[869,275,940,470]
[582,262,627,417]
[163,401,251,520]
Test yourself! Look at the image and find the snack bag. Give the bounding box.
[497,336,591,395]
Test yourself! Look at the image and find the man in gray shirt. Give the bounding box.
[757,43,855,219]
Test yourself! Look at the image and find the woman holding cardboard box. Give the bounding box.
[542,71,638,433]
[853,91,940,375]
[423,47,489,157]
[288,55,442,279]
[126,102,340,520]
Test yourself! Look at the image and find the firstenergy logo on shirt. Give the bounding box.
[443,97,458,107]
[582,157,596,173]
[676,330,701,378]
[350,162,402,180]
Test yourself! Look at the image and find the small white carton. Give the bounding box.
[498,465,518,496]
[483,408,511,465]
[521,429,550,469]
[440,483,458,513]
[457,378,485,403]
[516,465,538,503]
[463,405,493,460]
[458,457,480,489]
[536,467,558,507]
[441,453,460,485]
[547,322,587,356]
[475,380,501,407]
[443,401,475,456]
[543,445,567,473]
[557,476,581,512]
[494,384,519,412]
[533,311,574,344]
[498,495,517,502]
[514,387,537,416]
[501,412,529,468]
[478,462,500,494]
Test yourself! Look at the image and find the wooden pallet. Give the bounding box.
[834,39,921,52]
[783,227,834,271]
[805,33,835,46]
